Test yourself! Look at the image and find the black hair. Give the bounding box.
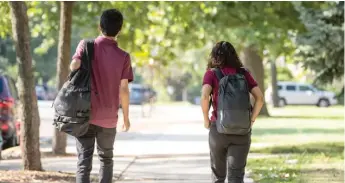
[100,9,123,37]
[207,41,243,69]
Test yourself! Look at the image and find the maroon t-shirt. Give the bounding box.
[72,36,133,128]
[202,67,258,122]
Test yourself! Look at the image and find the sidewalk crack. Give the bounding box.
[115,156,138,181]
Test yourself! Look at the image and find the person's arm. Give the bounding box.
[250,86,264,125]
[201,84,212,129]
[120,79,130,125]
[120,54,134,132]
[243,69,263,126]
[70,59,81,71]
[201,70,214,129]
[69,40,84,71]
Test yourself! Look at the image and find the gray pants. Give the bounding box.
[76,124,117,183]
[209,123,251,183]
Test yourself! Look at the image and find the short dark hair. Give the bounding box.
[100,9,123,37]
[207,41,243,69]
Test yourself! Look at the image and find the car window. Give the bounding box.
[0,77,3,94]
[132,88,143,93]
[286,85,296,91]
[309,86,318,92]
[0,77,10,98]
[299,85,312,92]
[277,85,282,90]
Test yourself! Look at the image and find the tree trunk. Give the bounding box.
[240,45,270,116]
[52,1,73,155]
[270,60,279,107]
[9,2,42,171]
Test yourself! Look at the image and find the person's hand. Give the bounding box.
[122,118,131,132]
[204,118,211,129]
[250,117,255,127]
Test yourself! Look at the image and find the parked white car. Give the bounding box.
[265,81,338,107]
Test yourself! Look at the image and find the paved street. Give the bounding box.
[38,101,211,156]
[0,101,254,183]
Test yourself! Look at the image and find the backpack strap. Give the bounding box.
[209,68,224,111]
[67,40,94,81]
[236,67,246,75]
[83,39,95,71]
[212,68,224,81]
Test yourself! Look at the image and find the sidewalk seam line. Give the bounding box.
[115,156,138,181]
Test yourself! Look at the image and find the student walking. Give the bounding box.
[200,41,264,183]
[69,9,133,183]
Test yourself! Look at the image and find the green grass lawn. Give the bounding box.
[248,105,344,183]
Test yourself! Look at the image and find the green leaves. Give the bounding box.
[295,1,344,85]
[0,1,340,93]
[0,2,11,38]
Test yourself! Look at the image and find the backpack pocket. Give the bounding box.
[216,109,251,135]
[53,115,89,137]
[53,82,91,137]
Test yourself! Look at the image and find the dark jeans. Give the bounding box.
[76,124,117,183]
[209,123,251,183]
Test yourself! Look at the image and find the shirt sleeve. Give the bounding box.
[202,69,215,88]
[121,54,134,82]
[72,40,85,61]
[244,69,258,91]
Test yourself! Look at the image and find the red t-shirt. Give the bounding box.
[72,36,133,128]
[202,67,258,122]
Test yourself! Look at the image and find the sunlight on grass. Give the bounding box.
[248,154,344,183]
[252,134,344,146]
[250,142,344,158]
[253,106,344,145]
[248,157,302,183]
[267,105,344,119]
[248,106,344,183]
[248,142,344,183]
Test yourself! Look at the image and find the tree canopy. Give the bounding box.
[0,1,342,99]
[294,1,344,85]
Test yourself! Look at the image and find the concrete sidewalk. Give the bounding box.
[0,155,254,183]
[2,103,256,182]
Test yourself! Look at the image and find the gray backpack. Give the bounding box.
[52,40,94,137]
[212,68,252,135]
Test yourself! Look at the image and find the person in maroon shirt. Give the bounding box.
[70,9,133,183]
[201,41,264,183]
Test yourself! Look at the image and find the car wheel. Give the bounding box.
[278,98,287,107]
[2,135,17,149]
[317,99,330,107]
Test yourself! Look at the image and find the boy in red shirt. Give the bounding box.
[70,9,133,183]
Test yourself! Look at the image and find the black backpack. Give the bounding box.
[211,68,252,135]
[52,40,94,137]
